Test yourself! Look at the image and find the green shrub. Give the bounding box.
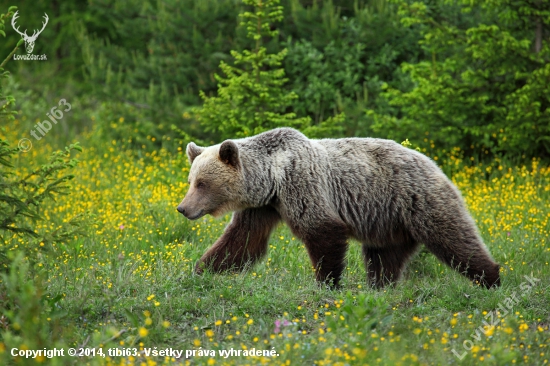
[0,253,69,366]
[77,0,246,148]
[1,6,89,269]
[284,0,423,137]
[194,0,344,141]
[0,6,92,364]
[368,0,550,158]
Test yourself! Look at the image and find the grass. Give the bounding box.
[1,122,549,365]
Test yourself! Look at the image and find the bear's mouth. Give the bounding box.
[186,210,205,220]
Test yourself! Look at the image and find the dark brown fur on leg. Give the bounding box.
[404,185,501,288]
[417,217,501,288]
[195,206,280,274]
[363,241,420,288]
[299,220,348,288]
[424,240,501,288]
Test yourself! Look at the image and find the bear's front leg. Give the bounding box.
[298,219,348,288]
[195,206,280,274]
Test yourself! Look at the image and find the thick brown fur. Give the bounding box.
[178,128,501,289]
[195,206,281,273]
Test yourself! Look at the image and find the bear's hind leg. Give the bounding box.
[422,235,500,288]
[409,184,501,288]
[363,241,419,288]
[416,213,501,288]
[195,206,280,274]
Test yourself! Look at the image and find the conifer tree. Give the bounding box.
[195,0,343,140]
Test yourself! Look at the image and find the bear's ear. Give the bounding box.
[186,142,204,164]
[219,140,240,169]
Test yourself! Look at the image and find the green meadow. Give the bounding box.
[1,123,549,365]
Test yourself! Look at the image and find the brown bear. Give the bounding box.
[177,128,500,288]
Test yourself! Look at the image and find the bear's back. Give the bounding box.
[315,137,454,243]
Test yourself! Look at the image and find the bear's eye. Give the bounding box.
[196,181,206,189]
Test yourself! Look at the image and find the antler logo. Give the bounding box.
[11,11,49,54]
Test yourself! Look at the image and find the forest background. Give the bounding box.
[2,0,549,156]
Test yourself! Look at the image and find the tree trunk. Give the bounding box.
[535,18,542,53]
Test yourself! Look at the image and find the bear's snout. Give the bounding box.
[177,203,204,220]
[176,205,186,215]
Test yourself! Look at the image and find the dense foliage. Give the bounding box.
[0,6,88,268]
[194,0,344,141]
[1,6,94,361]
[4,0,547,157]
[369,0,550,157]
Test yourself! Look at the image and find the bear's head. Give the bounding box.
[177,140,245,220]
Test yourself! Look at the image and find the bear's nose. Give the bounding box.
[177,206,186,215]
